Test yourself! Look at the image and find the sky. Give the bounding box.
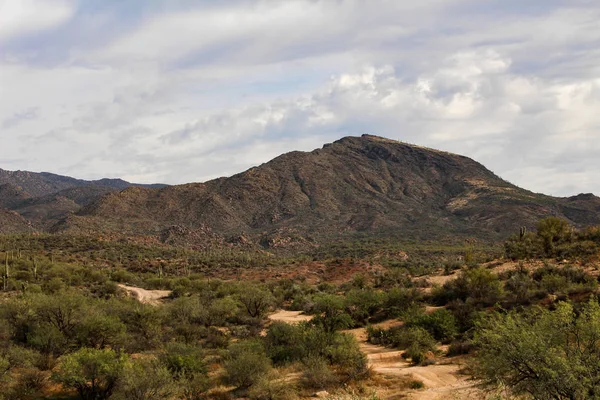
[0,0,599,196]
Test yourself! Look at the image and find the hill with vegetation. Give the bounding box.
[0,169,165,233]
[53,135,600,248]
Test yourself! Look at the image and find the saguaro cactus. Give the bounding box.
[3,252,9,291]
[519,226,527,240]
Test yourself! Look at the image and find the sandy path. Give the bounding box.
[268,310,313,324]
[344,323,481,400]
[118,284,171,305]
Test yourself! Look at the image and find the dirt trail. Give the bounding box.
[344,323,481,400]
[118,284,171,305]
[268,310,313,324]
[267,311,481,399]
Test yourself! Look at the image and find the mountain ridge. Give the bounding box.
[46,135,600,248]
[0,168,167,232]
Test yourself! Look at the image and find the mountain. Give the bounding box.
[0,168,166,229]
[51,135,600,247]
[0,208,32,234]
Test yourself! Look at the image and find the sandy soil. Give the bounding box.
[118,284,171,305]
[267,310,481,399]
[269,310,314,324]
[343,322,483,400]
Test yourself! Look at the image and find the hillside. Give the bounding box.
[52,135,600,246]
[0,168,165,198]
[0,168,166,230]
[0,208,32,234]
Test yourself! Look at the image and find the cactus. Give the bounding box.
[519,226,527,239]
[3,252,8,291]
[32,257,38,281]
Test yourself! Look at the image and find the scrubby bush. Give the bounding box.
[311,294,354,332]
[301,356,337,389]
[52,347,128,400]
[405,309,458,343]
[473,299,600,399]
[432,267,502,306]
[115,358,175,400]
[224,340,272,389]
[160,342,206,378]
[248,377,297,400]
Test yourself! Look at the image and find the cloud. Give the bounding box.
[0,1,599,197]
[0,0,75,42]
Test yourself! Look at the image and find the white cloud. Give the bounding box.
[0,1,599,197]
[0,0,75,42]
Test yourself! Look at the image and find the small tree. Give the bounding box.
[238,285,275,319]
[537,217,572,256]
[473,299,600,399]
[53,348,127,400]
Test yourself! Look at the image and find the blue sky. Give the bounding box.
[0,0,599,196]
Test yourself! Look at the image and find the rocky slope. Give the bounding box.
[0,169,165,230]
[51,135,600,246]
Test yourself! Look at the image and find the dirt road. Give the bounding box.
[268,311,481,399]
[345,324,482,400]
[118,284,171,305]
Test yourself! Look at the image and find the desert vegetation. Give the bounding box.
[0,217,599,399]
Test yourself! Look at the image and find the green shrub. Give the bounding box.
[301,356,337,389]
[52,347,128,400]
[248,377,297,400]
[327,333,368,380]
[264,322,305,365]
[160,342,206,377]
[408,379,425,389]
[224,340,272,389]
[116,358,175,400]
[405,309,458,343]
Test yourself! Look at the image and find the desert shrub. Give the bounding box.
[403,343,430,365]
[0,354,9,377]
[3,345,42,369]
[344,289,384,326]
[160,342,206,378]
[224,340,272,389]
[503,272,538,305]
[5,368,48,400]
[181,372,211,400]
[205,327,229,348]
[446,299,481,334]
[208,296,239,326]
[311,294,354,332]
[447,340,475,356]
[264,321,305,365]
[473,299,600,399]
[27,323,70,356]
[328,333,368,380]
[369,325,436,360]
[301,356,337,389]
[237,284,275,319]
[374,268,412,289]
[408,379,425,389]
[432,267,502,306]
[248,377,297,400]
[443,261,462,275]
[42,277,65,294]
[52,347,128,400]
[405,309,458,343]
[76,311,127,349]
[505,219,600,260]
[115,358,175,400]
